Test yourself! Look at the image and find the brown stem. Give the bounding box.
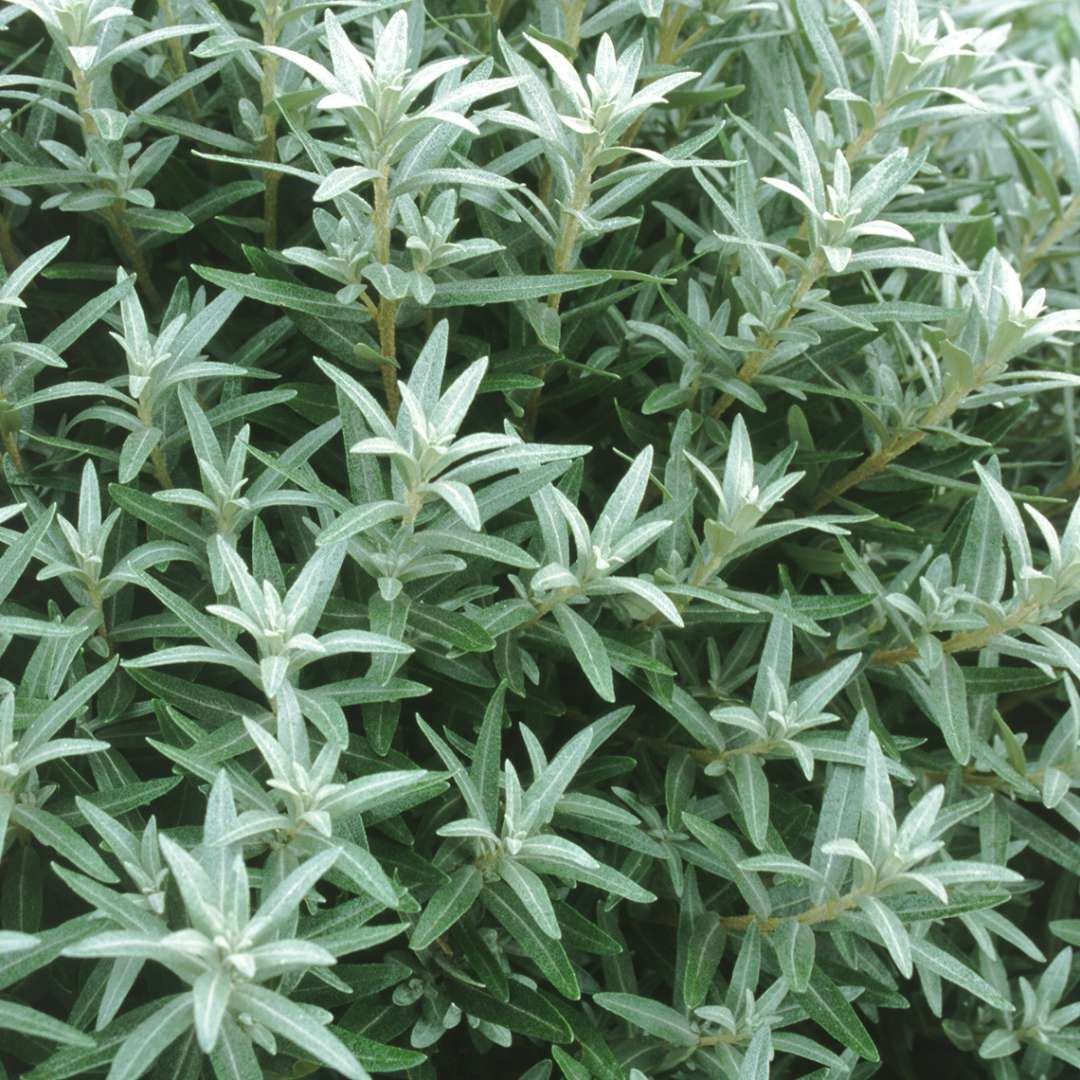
[373,172,401,419]
[158,0,200,121]
[812,428,925,510]
[263,168,282,251]
[89,590,112,656]
[0,214,23,272]
[74,72,160,307]
[869,600,1043,669]
[717,887,866,934]
[150,445,173,489]
[657,2,689,62]
[108,203,161,309]
[1046,460,1080,509]
[711,257,823,420]
[73,71,97,136]
[843,104,887,165]
[546,157,594,311]
[260,9,282,249]
[1,430,24,473]
[1020,192,1080,279]
[561,0,588,51]
[812,384,969,511]
[378,300,400,419]
[640,734,779,769]
[526,153,597,431]
[603,6,697,176]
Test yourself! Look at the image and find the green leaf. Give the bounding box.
[682,912,726,1009]
[409,602,495,654]
[739,1025,772,1080]
[792,969,878,1061]
[681,813,771,919]
[908,936,1014,1011]
[232,985,368,1080]
[1005,801,1080,876]
[552,604,614,702]
[1050,920,1080,946]
[732,753,769,851]
[332,1029,427,1072]
[929,655,972,764]
[483,882,580,1000]
[498,858,560,938]
[428,272,611,308]
[192,266,366,324]
[774,919,815,993]
[410,867,484,951]
[858,895,913,978]
[446,983,573,1044]
[11,806,117,884]
[0,1000,95,1047]
[107,995,194,1080]
[592,993,698,1047]
[472,683,505,828]
[0,507,55,605]
[208,1015,261,1080]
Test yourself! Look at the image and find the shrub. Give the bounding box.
[1,1,1079,1077]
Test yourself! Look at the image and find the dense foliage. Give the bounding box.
[2,0,1080,1077]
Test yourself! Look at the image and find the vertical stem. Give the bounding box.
[72,71,97,136]
[377,299,399,417]
[1,430,24,474]
[0,214,22,273]
[260,4,282,249]
[549,145,602,290]
[547,198,586,312]
[108,203,162,310]
[137,392,172,488]
[562,0,588,51]
[157,0,200,121]
[607,4,689,170]
[373,171,401,419]
[525,152,596,432]
[150,446,173,489]
[74,71,160,308]
[262,154,282,250]
[89,588,112,655]
[658,3,688,64]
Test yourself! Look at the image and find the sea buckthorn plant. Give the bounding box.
[3,0,1080,1077]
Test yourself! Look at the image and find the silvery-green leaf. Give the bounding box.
[773,918,815,992]
[229,984,368,1079]
[410,866,483,951]
[858,895,913,977]
[732,753,769,851]
[551,604,614,702]
[928,654,972,764]
[498,858,560,939]
[106,994,195,1080]
[592,993,698,1046]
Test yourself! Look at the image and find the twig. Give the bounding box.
[811,386,966,511]
[372,172,401,419]
[710,256,822,421]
